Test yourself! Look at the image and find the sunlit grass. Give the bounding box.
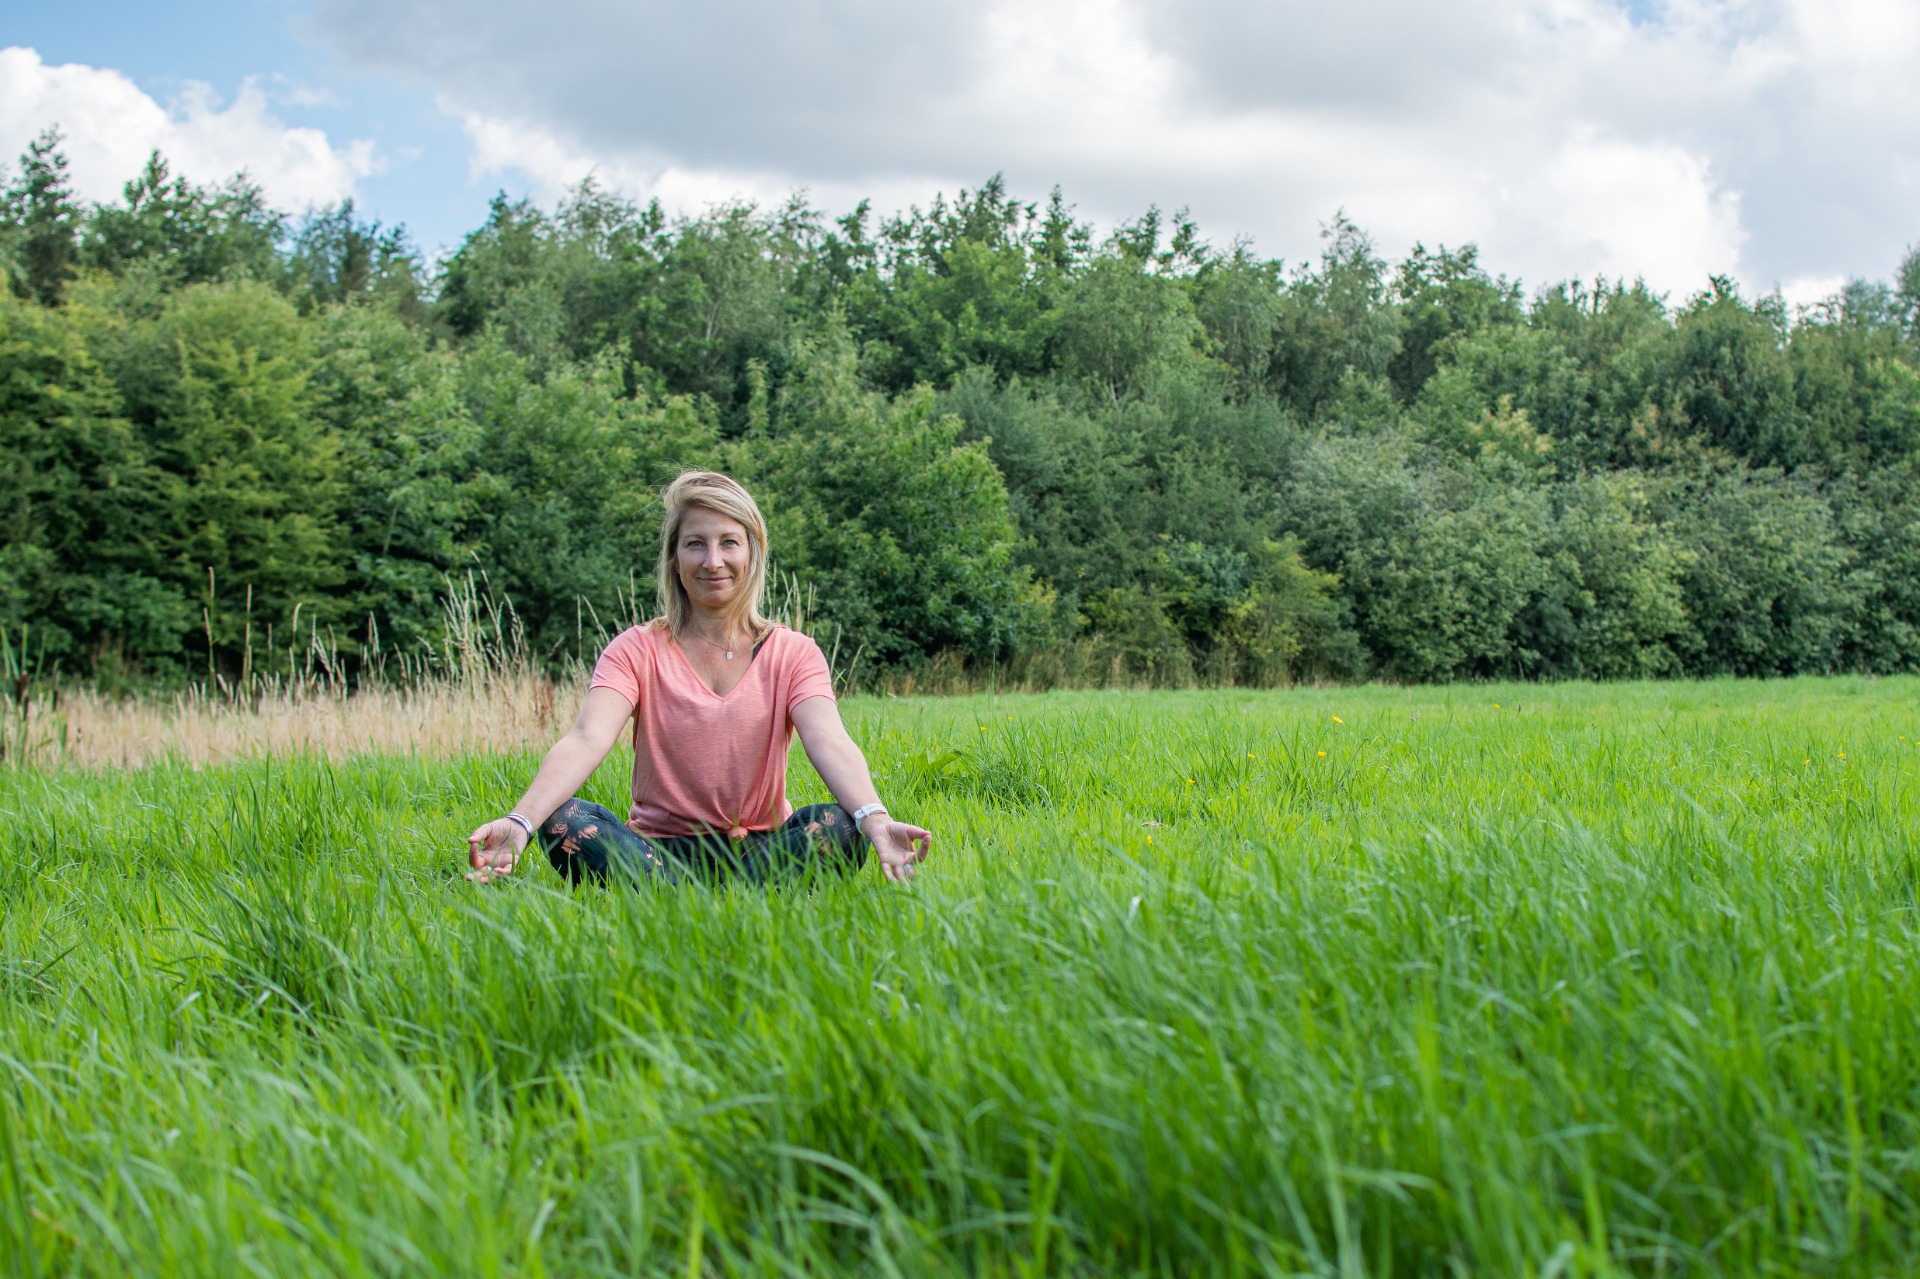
[3,677,1918,1275]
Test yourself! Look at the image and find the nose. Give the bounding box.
[703,543,725,571]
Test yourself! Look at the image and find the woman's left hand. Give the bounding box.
[867,818,933,883]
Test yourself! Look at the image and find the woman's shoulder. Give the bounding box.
[588,621,666,697]
[759,623,823,656]
[598,620,670,662]
[759,625,833,688]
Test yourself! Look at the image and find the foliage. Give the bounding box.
[4,128,1920,685]
[745,333,1044,668]
[3,128,82,307]
[283,200,423,316]
[82,152,283,295]
[1654,463,1863,676]
[452,344,718,661]
[116,281,349,667]
[0,293,180,670]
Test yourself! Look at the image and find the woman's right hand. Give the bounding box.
[466,818,531,884]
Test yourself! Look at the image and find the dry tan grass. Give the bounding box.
[0,628,1297,773]
[4,668,581,771]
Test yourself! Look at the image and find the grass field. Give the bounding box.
[3,678,1919,1276]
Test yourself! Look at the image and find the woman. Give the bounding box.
[465,471,931,887]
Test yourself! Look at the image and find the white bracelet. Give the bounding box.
[850,802,888,827]
[505,812,536,840]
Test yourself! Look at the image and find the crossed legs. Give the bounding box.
[540,799,867,886]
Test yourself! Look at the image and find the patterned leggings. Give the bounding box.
[540,798,868,886]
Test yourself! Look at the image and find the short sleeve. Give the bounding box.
[785,632,836,712]
[588,627,649,706]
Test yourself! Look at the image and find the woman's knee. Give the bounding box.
[786,803,867,870]
[542,799,625,882]
[790,802,857,839]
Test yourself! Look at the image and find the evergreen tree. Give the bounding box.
[284,200,422,314]
[84,152,283,290]
[0,293,180,671]
[0,156,1914,686]
[6,129,80,307]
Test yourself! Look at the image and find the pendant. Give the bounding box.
[725,651,734,661]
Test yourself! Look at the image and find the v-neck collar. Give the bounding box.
[666,627,773,700]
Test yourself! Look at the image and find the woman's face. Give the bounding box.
[675,507,753,619]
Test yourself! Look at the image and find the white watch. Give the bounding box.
[850,802,888,829]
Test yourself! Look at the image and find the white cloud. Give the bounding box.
[451,101,954,228]
[1779,273,1847,311]
[1484,134,1748,301]
[307,0,1920,293]
[0,47,378,210]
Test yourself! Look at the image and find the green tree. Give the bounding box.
[1093,535,1349,685]
[1526,279,1677,467]
[307,304,483,653]
[1657,465,1861,675]
[1896,246,1920,344]
[633,200,802,414]
[1281,434,1552,680]
[437,193,550,343]
[0,293,183,672]
[745,333,1043,668]
[939,368,1140,613]
[1082,585,1193,685]
[1265,213,1404,420]
[1193,242,1283,395]
[454,343,720,661]
[1,164,1917,689]
[1389,241,1522,401]
[1669,279,1801,467]
[116,281,348,669]
[1053,252,1205,407]
[5,129,81,307]
[284,201,422,316]
[1517,474,1686,678]
[1783,283,1920,471]
[1829,462,1920,672]
[82,153,283,294]
[839,177,1065,392]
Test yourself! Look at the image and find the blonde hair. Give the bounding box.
[655,470,774,641]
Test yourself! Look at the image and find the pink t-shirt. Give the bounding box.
[588,622,836,839]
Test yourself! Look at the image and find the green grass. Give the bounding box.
[3,678,1919,1276]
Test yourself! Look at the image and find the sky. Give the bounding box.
[4,0,1917,304]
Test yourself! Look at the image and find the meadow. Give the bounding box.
[2,677,1918,1276]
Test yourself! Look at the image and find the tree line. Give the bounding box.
[4,127,1920,689]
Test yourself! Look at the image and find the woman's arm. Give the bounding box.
[791,695,932,883]
[465,685,636,883]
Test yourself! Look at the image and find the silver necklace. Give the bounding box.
[686,628,742,661]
